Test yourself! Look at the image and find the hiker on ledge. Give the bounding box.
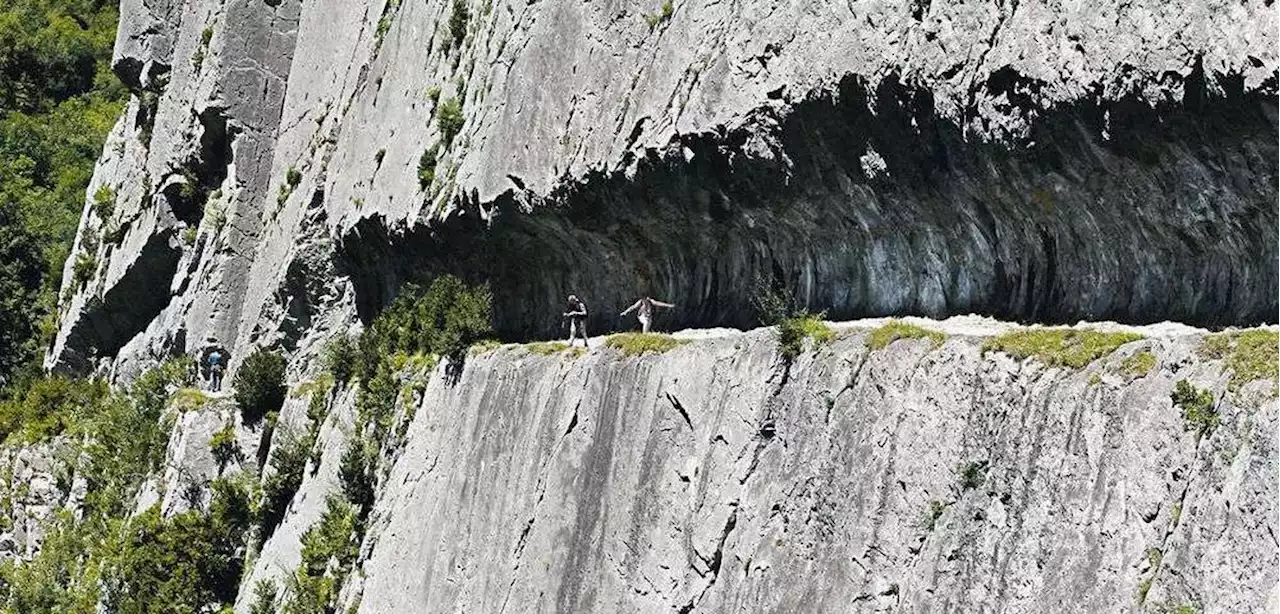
[620,296,675,333]
[563,294,590,348]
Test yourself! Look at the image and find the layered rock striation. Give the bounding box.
[44,0,1278,375]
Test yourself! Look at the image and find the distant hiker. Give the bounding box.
[563,295,589,347]
[199,335,229,393]
[620,296,675,333]
[208,348,225,392]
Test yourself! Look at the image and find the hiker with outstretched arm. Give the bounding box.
[620,296,675,333]
[563,295,590,347]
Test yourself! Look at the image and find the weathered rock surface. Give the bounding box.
[45,0,1278,375]
[232,325,1276,613]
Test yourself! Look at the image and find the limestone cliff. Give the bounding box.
[46,0,1277,376]
[233,322,1277,613]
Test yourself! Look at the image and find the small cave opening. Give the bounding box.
[337,72,1278,342]
[162,107,237,227]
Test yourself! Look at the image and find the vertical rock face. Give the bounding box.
[234,327,1276,613]
[46,0,1277,375]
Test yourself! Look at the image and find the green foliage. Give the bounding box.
[425,85,441,105]
[1120,351,1157,377]
[956,460,987,491]
[299,496,358,577]
[0,376,106,442]
[258,427,312,541]
[418,144,439,189]
[71,250,96,286]
[643,0,674,28]
[91,185,115,220]
[209,423,242,474]
[436,96,464,146]
[777,313,834,359]
[374,0,401,47]
[1171,380,1218,434]
[920,500,945,532]
[982,328,1143,369]
[286,166,302,187]
[525,341,570,355]
[606,333,688,356]
[867,320,945,351]
[250,580,279,614]
[234,348,287,424]
[1198,330,1278,392]
[357,275,492,371]
[182,225,197,246]
[448,0,469,48]
[323,335,358,385]
[338,441,375,514]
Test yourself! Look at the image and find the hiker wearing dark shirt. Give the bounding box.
[620,296,675,333]
[563,295,589,347]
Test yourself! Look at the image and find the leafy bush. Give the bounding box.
[777,313,834,359]
[286,166,302,187]
[920,500,945,532]
[0,376,107,442]
[359,275,492,370]
[258,428,312,540]
[643,0,674,28]
[338,440,375,513]
[92,185,115,220]
[417,144,439,189]
[209,423,242,474]
[448,0,469,47]
[250,580,279,614]
[299,496,358,577]
[1171,380,1217,434]
[956,461,987,491]
[322,335,357,385]
[182,226,197,246]
[606,333,688,356]
[425,85,441,105]
[867,320,945,351]
[436,97,464,146]
[234,348,287,424]
[982,328,1142,369]
[71,251,97,286]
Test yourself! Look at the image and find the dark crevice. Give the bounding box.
[336,71,1277,339]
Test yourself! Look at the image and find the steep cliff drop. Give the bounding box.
[28,0,1280,612]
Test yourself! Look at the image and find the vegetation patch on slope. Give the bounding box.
[866,320,946,351]
[1198,330,1278,392]
[982,328,1143,369]
[606,333,688,356]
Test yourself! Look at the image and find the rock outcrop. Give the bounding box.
[45,0,1278,376]
[233,323,1277,613]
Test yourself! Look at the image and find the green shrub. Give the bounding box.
[867,320,945,350]
[1171,380,1217,434]
[0,376,107,443]
[92,185,115,220]
[286,166,302,187]
[72,251,97,286]
[1120,351,1157,377]
[182,226,197,246]
[338,440,376,514]
[299,496,358,577]
[234,348,287,424]
[777,313,833,359]
[258,428,311,540]
[920,500,945,532]
[417,145,439,189]
[643,0,674,28]
[436,97,464,146]
[209,423,242,474]
[982,328,1142,369]
[956,461,987,491]
[250,580,279,614]
[323,335,358,385]
[448,0,469,47]
[425,85,441,105]
[606,333,688,356]
[359,275,492,371]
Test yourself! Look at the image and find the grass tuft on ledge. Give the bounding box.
[866,320,946,351]
[1198,330,1278,392]
[606,333,688,356]
[982,328,1142,369]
